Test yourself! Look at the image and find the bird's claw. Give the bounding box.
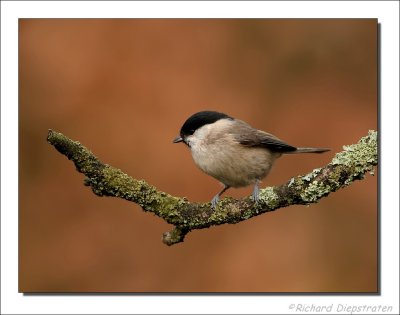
[211,194,220,209]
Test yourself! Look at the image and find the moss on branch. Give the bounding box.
[47,129,378,246]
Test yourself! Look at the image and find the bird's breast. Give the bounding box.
[190,136,279,188]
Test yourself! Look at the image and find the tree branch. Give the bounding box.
[47,130,378,246]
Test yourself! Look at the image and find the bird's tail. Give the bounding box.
[286,147,331,154]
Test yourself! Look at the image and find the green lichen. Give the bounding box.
[332,130,377,185]
[258,187,280,209]
[300,131,377,203]
[241,209,253,220]
[332,130,377,167]
[209,204,229,222]
[97,166,187,224]
[301,167,322,182]
[300,180,332,203]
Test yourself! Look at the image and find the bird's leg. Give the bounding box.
[211,185,230,209]
[252,180,260,203]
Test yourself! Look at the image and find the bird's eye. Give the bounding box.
[189,129,195,135]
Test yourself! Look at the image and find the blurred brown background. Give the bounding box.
[19,19,377,292]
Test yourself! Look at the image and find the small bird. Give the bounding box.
[173,111,330,208]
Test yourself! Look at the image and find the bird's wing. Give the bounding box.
[232,120,297,153]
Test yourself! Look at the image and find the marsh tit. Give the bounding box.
[173,111,330,208]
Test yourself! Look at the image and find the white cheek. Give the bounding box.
[185,135,197,148]
[186,126,210,148]
[193,125,210,140]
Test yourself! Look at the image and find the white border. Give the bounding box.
[1,1,399,314]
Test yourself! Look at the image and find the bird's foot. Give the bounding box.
[211,194,220,209]
[210,185,230,209]
[252,181,260,203]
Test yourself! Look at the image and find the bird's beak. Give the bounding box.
[173,136,183,143]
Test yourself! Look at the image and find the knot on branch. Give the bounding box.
[162,227,189,246]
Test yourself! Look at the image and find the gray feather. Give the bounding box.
[232,119,329,154]
[233,120,297,153]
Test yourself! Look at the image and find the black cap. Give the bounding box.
[179,111,232,137]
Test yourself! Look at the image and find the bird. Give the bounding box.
[173,111,330,208]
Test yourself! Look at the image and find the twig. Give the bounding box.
[47,130,377,246]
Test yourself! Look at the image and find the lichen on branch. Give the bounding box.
[47,129,378,246]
